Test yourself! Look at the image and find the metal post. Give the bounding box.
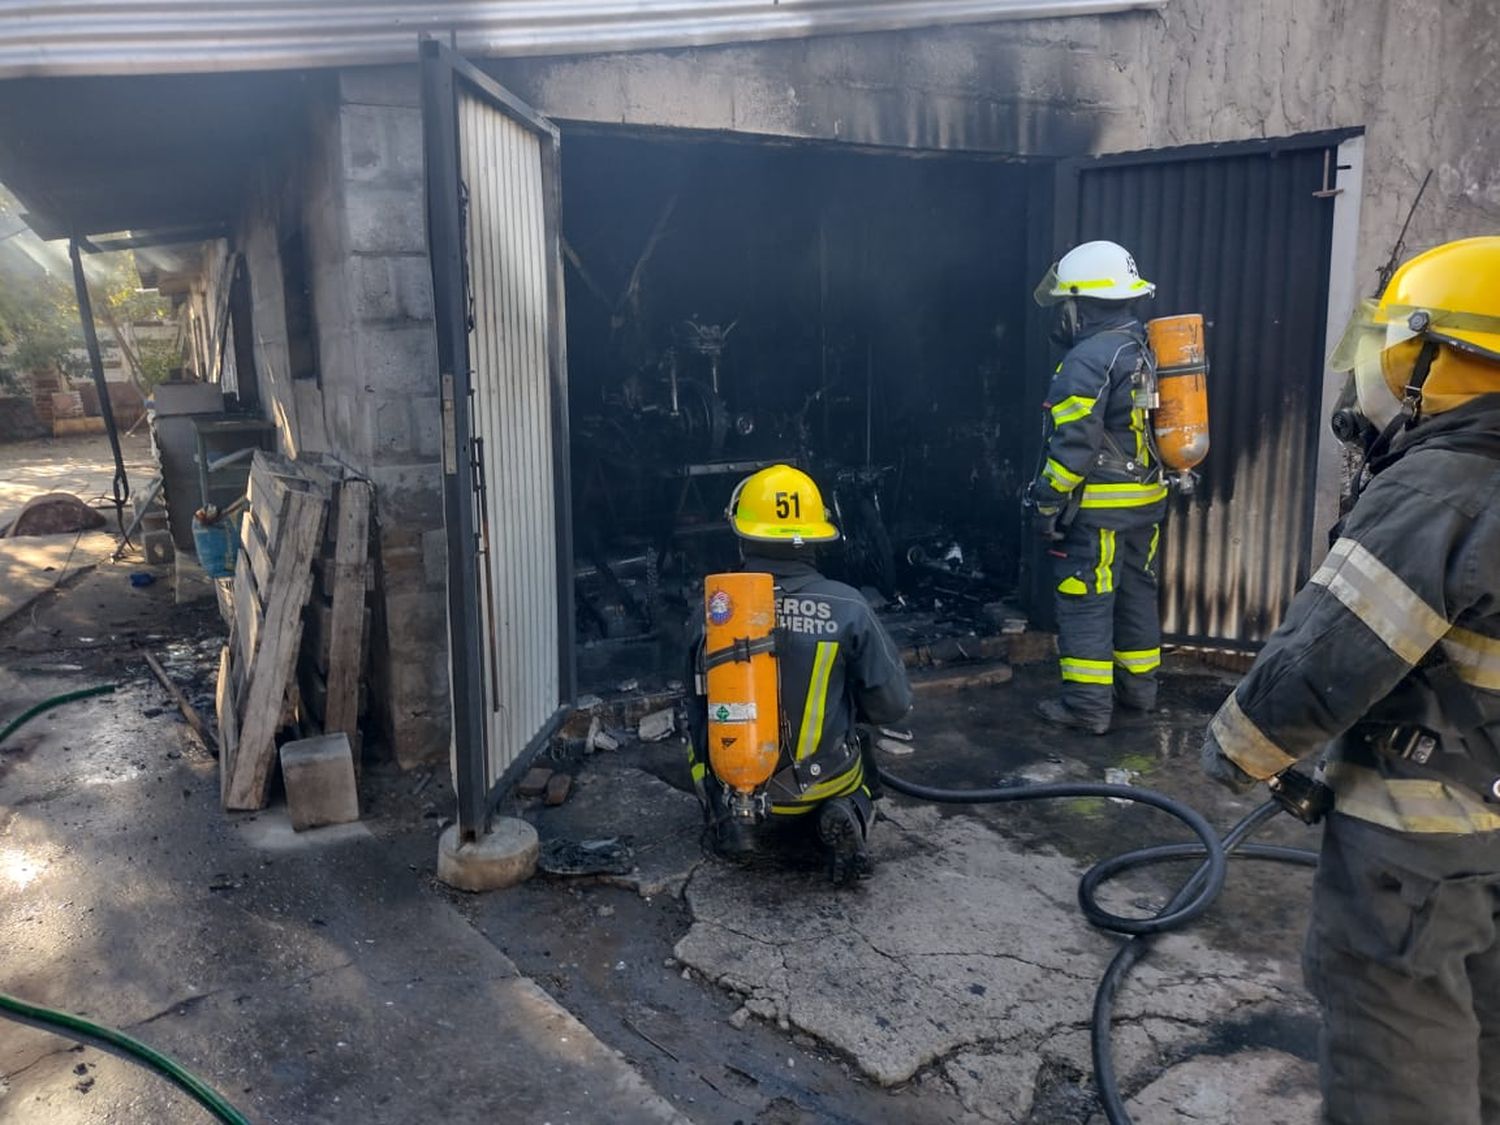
[69,238,130,528]
[421,39,491,842]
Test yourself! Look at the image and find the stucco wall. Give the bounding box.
[487,0,1498,287]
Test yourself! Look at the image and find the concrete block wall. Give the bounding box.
[489,0,1500,311]
[298,69,450,769]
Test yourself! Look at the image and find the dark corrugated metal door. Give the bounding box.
[1063,137,1344,647]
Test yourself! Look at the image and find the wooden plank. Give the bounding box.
[215,644,239,805]
[145,650,212,753]
[307,597,372,676]
[322,479,372,747]
[231,562,263,677]
[243,510,274,599]
[223,484,327,810]
[247,454,284,550]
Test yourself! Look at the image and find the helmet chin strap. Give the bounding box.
[1348,339,1439,506]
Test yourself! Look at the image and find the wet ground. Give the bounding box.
[0,566,686,1124]
[0,434,1323,1124]
[474,658,1324,1124]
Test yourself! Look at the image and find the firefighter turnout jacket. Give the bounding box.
[688,555,912,816]
[1035,314,1170,525]
[1205,397,1500,834]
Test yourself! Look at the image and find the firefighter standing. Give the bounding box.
[686,464,912,884]
[1201,237,1500,1124]
[1027,241,1169,735]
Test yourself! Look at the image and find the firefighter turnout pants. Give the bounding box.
[1305,812,1500,1125]
[1049,517,1162,727]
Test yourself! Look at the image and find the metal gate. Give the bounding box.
[421,40,575,839]
[1055,132,1356,647]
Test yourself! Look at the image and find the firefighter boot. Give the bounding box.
[817,797,873,886]
[1035,697,1110,736]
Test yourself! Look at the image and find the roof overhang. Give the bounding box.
[0,1,1166,79]
[0,71,316,240]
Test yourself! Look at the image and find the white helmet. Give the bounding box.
[1034,240,1155,305]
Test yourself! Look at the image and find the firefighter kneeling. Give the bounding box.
[686,464,912,885]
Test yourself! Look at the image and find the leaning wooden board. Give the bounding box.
[217,452,328,810]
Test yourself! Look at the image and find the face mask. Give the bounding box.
[1050,299,1079,347]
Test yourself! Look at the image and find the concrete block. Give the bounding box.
[383,590,448,651]
[436,819,537,892]
[346,185,426,254]
[280,733,360,832]
[356,322,440,397]
[375,395,414,455]
[351,254,434,324]
[409,395,441,459]
[421,527,448,587]
[340,103,423,185]
[385,707,449,770]
[368,463,445,528]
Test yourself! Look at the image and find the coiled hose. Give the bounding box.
[876,767,1319,1125]
[1,685,252,1123]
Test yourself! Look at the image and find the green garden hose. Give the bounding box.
[1,685,251,1121]
[0,684,116,747]
[0,992,252,1123]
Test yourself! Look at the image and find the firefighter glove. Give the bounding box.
[1200,734,1259,794]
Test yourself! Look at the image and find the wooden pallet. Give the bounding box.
[296,476,373,762]
[217,452,328,810]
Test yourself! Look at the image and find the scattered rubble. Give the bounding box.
[518,766,554,797]
[638,708,676,742]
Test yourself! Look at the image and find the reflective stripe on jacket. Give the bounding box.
[1035,318,1166,523]
[1204,397,1500,833]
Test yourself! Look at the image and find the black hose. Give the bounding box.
[876,766,1319,1125]
[877,772,1230,935]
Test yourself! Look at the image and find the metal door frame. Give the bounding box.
[1027,127,1363,646]
[421,38,576,840]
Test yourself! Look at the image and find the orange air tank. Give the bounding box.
[1146,314,1211,474]
[704,572,781,795]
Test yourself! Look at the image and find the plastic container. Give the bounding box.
[192,514,240,579]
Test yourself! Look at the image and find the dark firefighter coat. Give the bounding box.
[688,555,912,816]
[1205,396,1500,834]
[1034,313,1169,527]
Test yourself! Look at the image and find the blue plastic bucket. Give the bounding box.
[192,515,240,579]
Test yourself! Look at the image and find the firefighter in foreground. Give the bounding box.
[1202,237,1500,1124]
[686,464,912,884]
[1027,240,1169,735]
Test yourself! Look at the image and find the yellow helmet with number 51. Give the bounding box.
[726,464,839,545]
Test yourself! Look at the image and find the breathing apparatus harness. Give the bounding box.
[1027,322,1166,540]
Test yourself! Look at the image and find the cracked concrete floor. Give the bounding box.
[499,661,1323,1124]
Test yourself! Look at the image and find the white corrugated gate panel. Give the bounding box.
[457,90,560,787]
[0,1,1166,78]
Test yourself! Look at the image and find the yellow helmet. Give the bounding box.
[727,464,839,545]
[1330,236,1500,426]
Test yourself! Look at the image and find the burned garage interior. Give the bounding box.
[559,129,1040,688]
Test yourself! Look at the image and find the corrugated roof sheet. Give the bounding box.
[0,1,1164,79]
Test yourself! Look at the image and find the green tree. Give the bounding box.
[0,182,174,390]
